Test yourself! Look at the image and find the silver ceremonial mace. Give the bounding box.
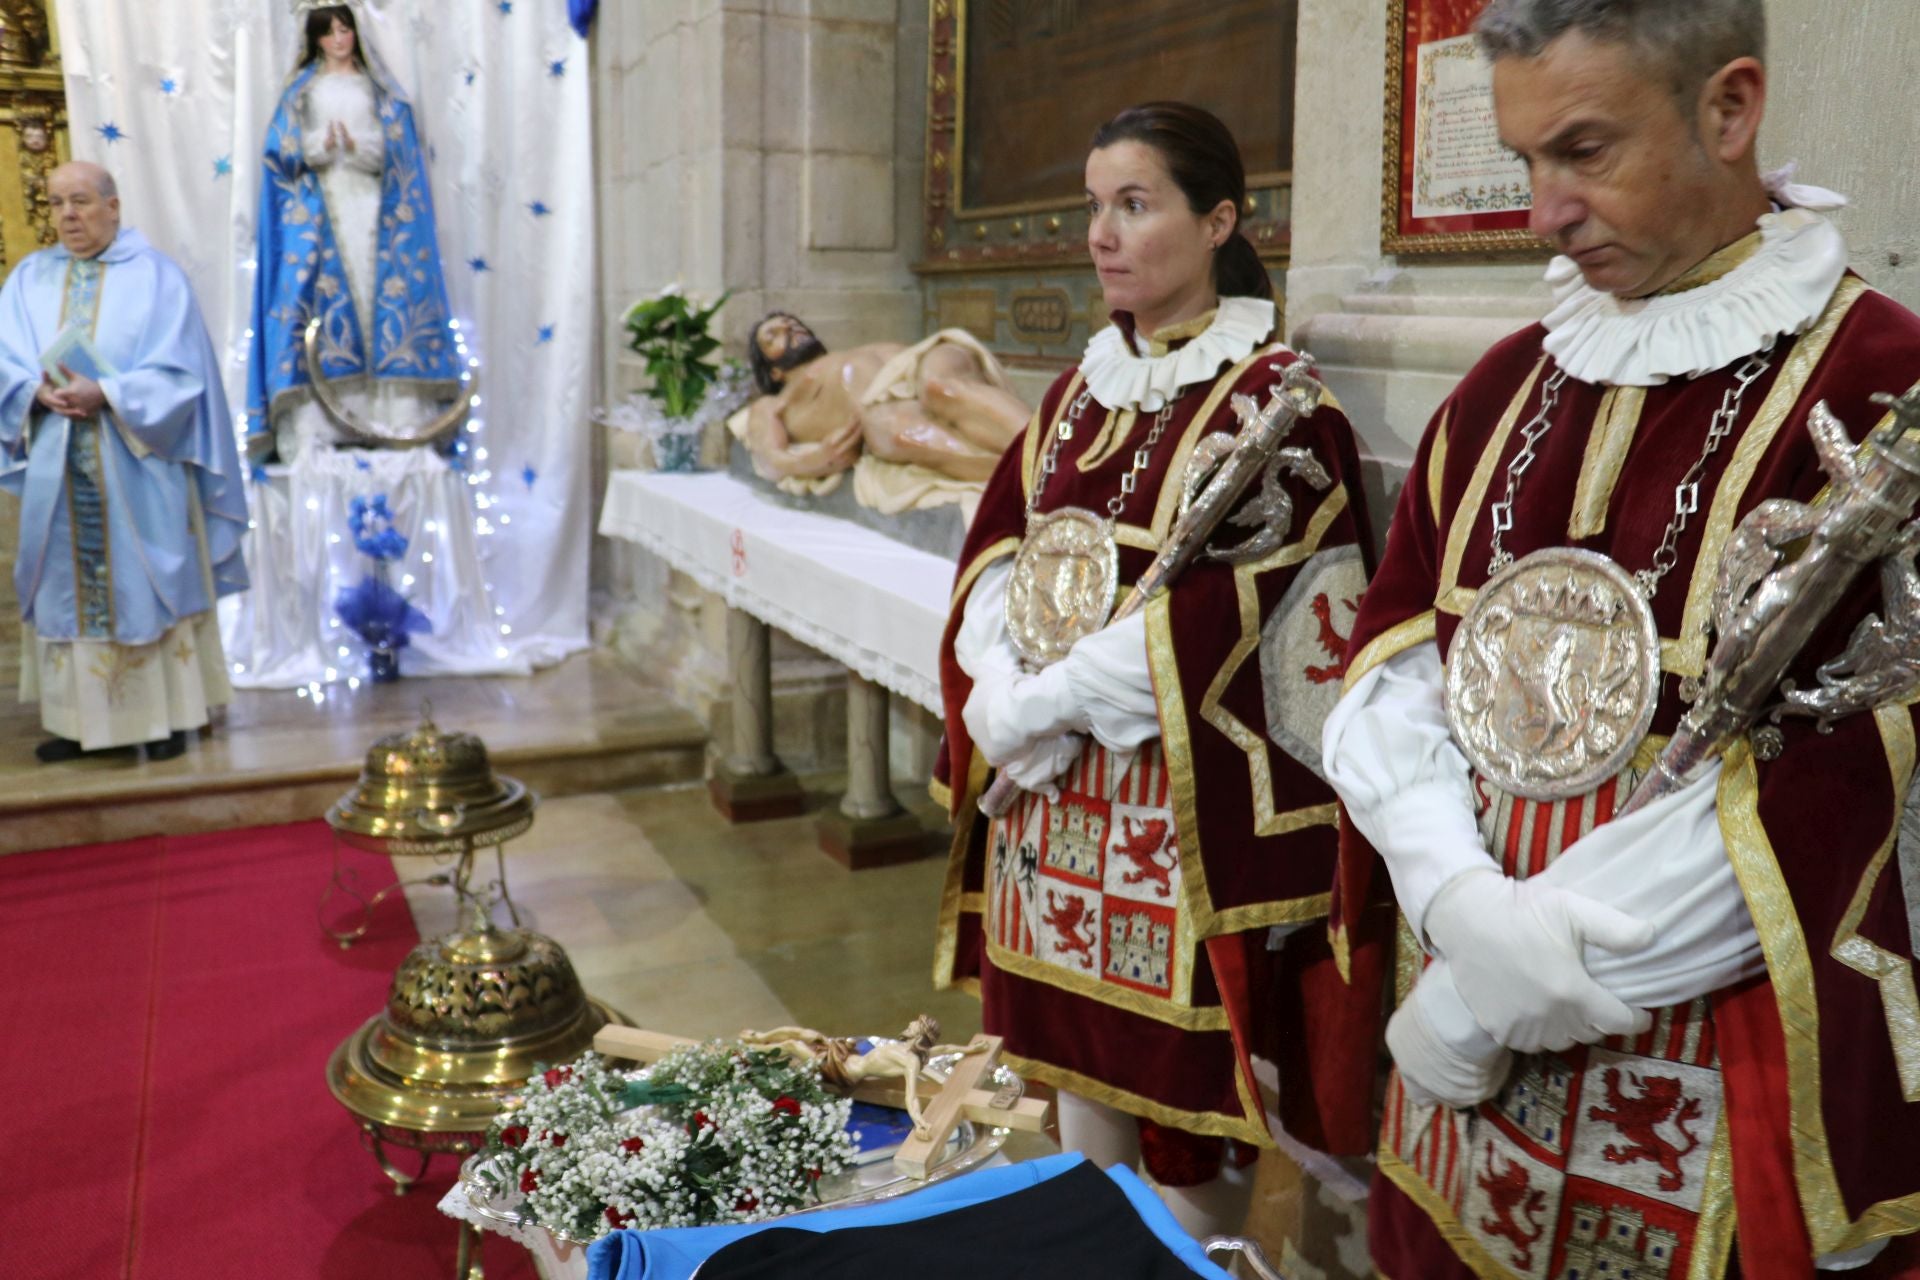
[976,357,1329,819]
[1620,388,1920,815]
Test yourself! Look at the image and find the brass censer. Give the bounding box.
[324,707,623,1192]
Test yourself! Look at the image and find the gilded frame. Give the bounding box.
[917,0,1293,277]
[1380,0,1542,256]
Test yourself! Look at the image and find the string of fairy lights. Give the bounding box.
[230,313,519,707]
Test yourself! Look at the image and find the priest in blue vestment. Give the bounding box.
[0,162,248,762]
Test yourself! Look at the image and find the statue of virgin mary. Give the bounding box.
[244,1,460,461]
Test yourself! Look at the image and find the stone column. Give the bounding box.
[816,673,926,869]
[707,608,806,823]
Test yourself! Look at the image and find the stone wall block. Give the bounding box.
[760,15,810,154]
[722,146,770,291]
[796,0,898,23]
[805,152,896,252]
[803,21,895,157]
[759,151,806,288]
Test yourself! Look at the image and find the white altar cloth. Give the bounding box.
[597,472,956,714]
[222,449,534,689]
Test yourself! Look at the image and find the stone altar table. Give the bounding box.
[598,471,953,866]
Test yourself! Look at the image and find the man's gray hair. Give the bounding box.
[93,169,118,200]
[1476,0,1765,101]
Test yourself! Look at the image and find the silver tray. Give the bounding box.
[455,1050,1023,1248]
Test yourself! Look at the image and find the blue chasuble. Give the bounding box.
[0,228,248,646]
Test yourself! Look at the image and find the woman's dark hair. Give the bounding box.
[302,5,369,72]
[1089,102,1271,301]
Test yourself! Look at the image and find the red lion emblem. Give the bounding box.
[1587,1067,1703,1192]
[1477,1143,1546,1270]
[1042,890,1097,969]
[1109,815,1175,897]
[1305,593,1362,684]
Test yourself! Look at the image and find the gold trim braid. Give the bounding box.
[1718,740,1920,1254]
[1002,1045,1272,1147]
[1834,706,1920,1102]
[1343,610,1439,694]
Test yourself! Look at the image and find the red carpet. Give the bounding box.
[0,821,538,1280]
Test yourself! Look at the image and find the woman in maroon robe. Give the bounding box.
[931,102,1376,1236]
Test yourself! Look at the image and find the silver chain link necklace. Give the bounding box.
[1447,343,1777,800]
[1006,387,1178,668]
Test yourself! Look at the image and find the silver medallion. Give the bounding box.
[1446,547,1661,801]
[1005,507,1119,668]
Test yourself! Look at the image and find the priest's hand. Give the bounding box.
[1422,867,1655,1054]
[1387,960,1513,1110]
[38,370,106,419]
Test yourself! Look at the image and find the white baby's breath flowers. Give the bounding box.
[476,1047,857,1242]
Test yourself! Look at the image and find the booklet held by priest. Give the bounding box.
[40,323,116,387]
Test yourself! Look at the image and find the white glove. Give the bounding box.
[961,662,1088,768]
[1424,867,1656,1054]
[1388,960,1513,1110]
[994,733,1084,801]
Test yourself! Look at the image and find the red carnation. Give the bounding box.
[605,1206,633,1229]
[692,1110,711,1129]
[771,1095,801,1118]
[807,1168,823,1181]
[621,1137,646,1154]
[735,1193,760,1213]
[500,1125,528,1148]
[542,1066,573,1089]
[550,1132,567,1148]
[519,1167,539,1194]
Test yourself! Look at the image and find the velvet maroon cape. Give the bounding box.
[1331,276,1920,1273]
[931,335,1378,1153]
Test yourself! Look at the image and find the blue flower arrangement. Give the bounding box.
[335,493,430,682]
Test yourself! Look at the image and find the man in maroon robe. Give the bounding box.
[1323,2,1920,1276]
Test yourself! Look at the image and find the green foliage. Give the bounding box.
[624,288,733,421]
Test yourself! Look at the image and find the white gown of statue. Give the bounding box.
[273,69,442,462]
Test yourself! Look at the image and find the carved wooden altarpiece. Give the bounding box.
[0,0,71,690]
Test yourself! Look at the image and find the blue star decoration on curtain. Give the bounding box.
[522,464,538,490]
[537,324,555,344]
[469,257,491,273]
[97,122,126,144]
[159,78,179,96]
[548,59,567,79]
[464,70,477,86]
[496,0,512,13]
[570,0,598,38]
[213,155,232,178]
[528,200,551,217]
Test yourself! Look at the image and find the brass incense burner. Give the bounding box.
[326,901,619,1188]
[320,704,533,945]
[323,708,622,1197]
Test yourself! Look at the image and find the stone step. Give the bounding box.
[0,654,710,857]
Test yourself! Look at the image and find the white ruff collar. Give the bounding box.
[1080,296,1275,411]
[1540,207,1848,387]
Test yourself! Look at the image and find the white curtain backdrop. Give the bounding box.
[51,0,593,686]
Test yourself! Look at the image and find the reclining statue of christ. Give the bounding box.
[735,312,1031,515]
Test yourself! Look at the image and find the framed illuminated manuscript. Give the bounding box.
[1382,0,1541,255]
